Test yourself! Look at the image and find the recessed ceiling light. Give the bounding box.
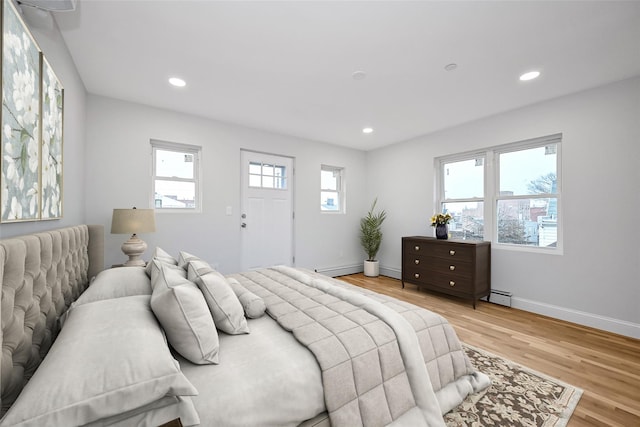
[168,77,186,87]
[362,127,374,134]
[519,71,540,81]
[352,71,366,80]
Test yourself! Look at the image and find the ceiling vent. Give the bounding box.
[17,0,77,12]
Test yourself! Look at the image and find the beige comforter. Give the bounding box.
[229,266,490,427]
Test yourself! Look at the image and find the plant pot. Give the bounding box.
[364,260,379,277]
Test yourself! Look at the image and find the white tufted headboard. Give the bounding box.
[0,225,104,415]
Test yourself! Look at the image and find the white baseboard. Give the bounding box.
[315,264,402,279]
[512,297,640,339]
[380,266,401,280]
[314,264,363,277]
[315,265,640,339]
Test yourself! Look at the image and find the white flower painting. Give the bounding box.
[41,57,63,219]
[1,0,63,222]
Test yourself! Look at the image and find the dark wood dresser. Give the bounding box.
[402,236,491,308]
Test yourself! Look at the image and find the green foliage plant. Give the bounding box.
[360,198,387,261]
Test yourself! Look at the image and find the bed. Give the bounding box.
[0,225,489,426]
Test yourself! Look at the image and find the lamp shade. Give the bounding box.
[111,208,156,234]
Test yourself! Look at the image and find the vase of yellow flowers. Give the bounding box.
[430,213,452,240]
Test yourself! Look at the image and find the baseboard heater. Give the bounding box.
[481,290,512,307]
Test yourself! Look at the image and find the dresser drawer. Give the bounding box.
[403,240,474,262]
[403,268,473,293]
[407,256,472,276]
[424,271,474,293]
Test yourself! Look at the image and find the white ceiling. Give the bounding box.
[44,1,640,150]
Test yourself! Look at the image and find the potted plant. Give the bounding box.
[360,198,387,277]
[430,212,452,240]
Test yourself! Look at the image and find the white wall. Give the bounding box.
[0,8,87,239]
[84,96,368,274]
[367,76,640,338]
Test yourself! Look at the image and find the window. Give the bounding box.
[151,140,201,211]
[436,134,561,251]
[441,156,486,241]
[248,161,287,189]
[321,165,344,213]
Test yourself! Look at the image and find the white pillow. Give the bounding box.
[0,295,198,427]
[146,247,178,277]
[60,267,153,328]
[76,267,152,305]
[188,258,215,276]
[178,250,202,268]
[227,277,266,319]
[150,261,220,364]
[187,263,249,335]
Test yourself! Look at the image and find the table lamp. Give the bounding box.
[110,207,156,267]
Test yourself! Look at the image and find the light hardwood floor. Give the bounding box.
[338,273,640,427]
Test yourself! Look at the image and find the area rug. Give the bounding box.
[445,344,583,427]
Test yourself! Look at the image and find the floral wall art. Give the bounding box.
[1,0,63,222]
[41,57,63,219]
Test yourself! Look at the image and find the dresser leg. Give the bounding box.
[401,281,405,289]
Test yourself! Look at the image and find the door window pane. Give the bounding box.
[249,174,261,187]
[262,176,274,188]
[249,162,287,189]
[249,163,262,174]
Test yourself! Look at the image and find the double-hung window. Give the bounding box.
[436,134,562,251]
[151,140,201,211]
[439,155,486,241]
[496,141,559,247]
[320,165,344,213]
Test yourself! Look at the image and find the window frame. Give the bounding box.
[435,133,562,254]
[151,139,202,213]
[320,165,345,214]
[435,152,487,242]
[248,161,288,190]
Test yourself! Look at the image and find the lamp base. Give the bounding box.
[120,234,147,267]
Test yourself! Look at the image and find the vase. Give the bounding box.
[364,260,380,277]
[435,224,448,240]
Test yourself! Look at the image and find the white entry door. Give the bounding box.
[240,150,294,271]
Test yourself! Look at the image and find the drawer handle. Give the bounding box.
[414,259,420,265]
[449,250,456,256]
[415,245,420,251]
[449,280,455,287]
[414,273,420,279]
[449,265,455,271]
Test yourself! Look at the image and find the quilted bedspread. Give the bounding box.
[228,267,490,427]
